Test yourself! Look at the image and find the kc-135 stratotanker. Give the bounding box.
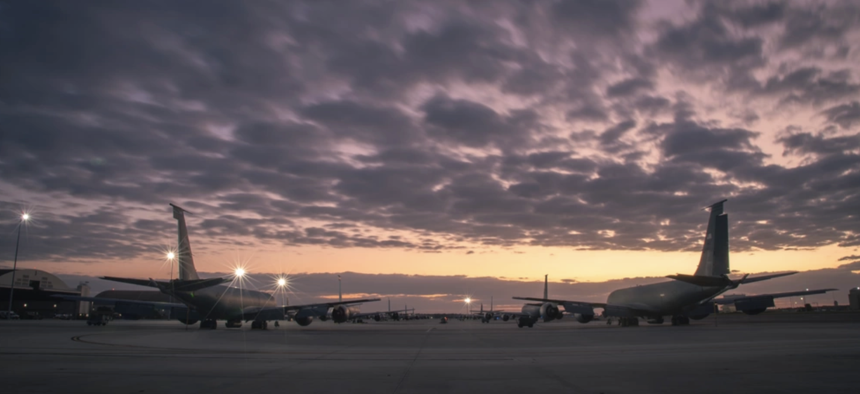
[61,204,381,329]
[509,200,836,327]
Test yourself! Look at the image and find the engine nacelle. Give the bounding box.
[373,314,381,322]
[576,314,594,323]
[295,316,314,326]
[540,302,560,321]
[331,305,353,323]
[502,314,510,321]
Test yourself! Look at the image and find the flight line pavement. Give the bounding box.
[1,313,859,394]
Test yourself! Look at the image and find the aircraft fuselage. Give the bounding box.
[605,280,723,318]
[171,284,277,321]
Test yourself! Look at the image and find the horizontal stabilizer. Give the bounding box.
[101,276,161,288]
[101,276,227,292]
[666,274,732,287]
[171,278,229,291]
[737,271,797,284]
[52,294,186,308]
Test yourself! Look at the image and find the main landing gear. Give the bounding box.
[225,320,242,328]
[671,315,690,326]
[251,320,269,330]
[619,317,639,327]
[200,319,217,329]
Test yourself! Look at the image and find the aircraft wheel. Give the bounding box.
[517,322,523,328]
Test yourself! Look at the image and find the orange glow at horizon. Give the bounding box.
[32,242,855,284]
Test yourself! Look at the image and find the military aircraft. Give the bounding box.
[512,200,836,327]
[503,275,566,328]
[474,297,515,323]
[61,204,380,329]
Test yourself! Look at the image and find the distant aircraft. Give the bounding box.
[475,297,514,323]
[512,200,837,327]
[61,204,379,329]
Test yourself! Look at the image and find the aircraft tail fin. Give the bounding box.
[170,203,200,280]
[544,274,549,299]
[694,200,730,277]
[338,275,342,302]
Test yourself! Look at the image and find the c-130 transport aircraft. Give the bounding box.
[511,200,836,327]
[64,204,380,330]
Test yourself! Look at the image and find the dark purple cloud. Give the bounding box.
[1,0,859,266]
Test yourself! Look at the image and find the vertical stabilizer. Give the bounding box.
[338,275,342,302]
[694,200,730,277]
[170,204,199,280]
[544,274,549,299]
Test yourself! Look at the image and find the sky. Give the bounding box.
[1,0,859,312]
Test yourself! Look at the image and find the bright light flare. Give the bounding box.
[277,278,287,287]
[166,252,175,260]
[235,268,246,277]
[21,213,30,221]
[465,297,471,304]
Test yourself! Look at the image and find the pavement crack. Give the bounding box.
[393,327,434,393]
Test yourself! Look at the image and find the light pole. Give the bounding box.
[166,252,175,318]
[7,213,29,319]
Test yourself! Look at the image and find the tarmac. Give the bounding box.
[2,313,860,394]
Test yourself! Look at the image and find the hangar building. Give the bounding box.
[0,269,83,318]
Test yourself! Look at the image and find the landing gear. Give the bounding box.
[200,319,217,329]
[619,317,639,327]
[647,317,664,325]
[225,320,242,328]
[251,320,268,330]
[671,315,690,326]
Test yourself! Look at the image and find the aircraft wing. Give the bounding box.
[241,298,382,321]
[52,294,186,308]
[512,297,607,308]
[714,288,838,305]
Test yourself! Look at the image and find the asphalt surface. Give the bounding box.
[2,313,859,393]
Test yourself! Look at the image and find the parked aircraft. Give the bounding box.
[512,200,836,327]
[61,204,379,329]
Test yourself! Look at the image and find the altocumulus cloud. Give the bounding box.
[1,0,859,264]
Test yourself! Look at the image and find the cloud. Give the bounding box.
[821,101,860,129]
[1,0,859,269]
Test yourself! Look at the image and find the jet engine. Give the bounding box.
[502,314,510,321]
[295,316,314,326]
[576,314,594,323]
[540,302,560,321]
[331,305,354,323]
[373,314,382,322]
